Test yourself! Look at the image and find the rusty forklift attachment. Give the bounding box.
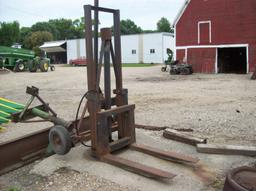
[131,144,199,164]
[102,154,176,179]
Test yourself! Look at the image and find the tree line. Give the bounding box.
[0,17,173,55]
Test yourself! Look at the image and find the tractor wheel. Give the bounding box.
[50,65,55,71]
[49,125,72,155]
[28,61,37,72]
[14,61,25,72]
[161,66,167,72]
[39,61,49,72]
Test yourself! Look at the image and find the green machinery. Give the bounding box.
[0,46,54,72]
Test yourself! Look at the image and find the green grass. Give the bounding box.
[63,63,156,67]
[8,188,21,191]
[121,63,156,67]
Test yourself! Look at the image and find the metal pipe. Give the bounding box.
[31,108,70,127]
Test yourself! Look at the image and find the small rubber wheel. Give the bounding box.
[39,61,49,72]
[161,66,167,72]
[49,125,72,155]
[50,65,55,71]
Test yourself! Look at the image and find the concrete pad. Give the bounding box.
[31,129,255,191]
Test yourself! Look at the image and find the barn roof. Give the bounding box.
[173,0,191,27]
[40,40,66,53]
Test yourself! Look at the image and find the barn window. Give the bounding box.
[150,49,155,54]
[198,21,211,44]
[131,49,136,54]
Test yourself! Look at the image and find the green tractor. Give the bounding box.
[0,46,54,72]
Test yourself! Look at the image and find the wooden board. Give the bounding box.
[197,144,256,156]
[163,129,207,146]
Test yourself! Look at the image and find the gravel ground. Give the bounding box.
[0,65,256,190]
[0,163,136,191]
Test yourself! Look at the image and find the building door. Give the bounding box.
[217,47,247,74]
[198,21,211,44]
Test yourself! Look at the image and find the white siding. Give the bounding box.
[121,35,139,63]
[66,32,174,64]
[143,33,162,63]
[67,40,78,63]
[79,39,86,58]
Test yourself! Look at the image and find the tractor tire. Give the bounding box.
[49,125,72,155]
[14,61,25,72]
[28,61,37,72]
[39,61,49,72]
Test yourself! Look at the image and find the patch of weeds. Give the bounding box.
[210,178,225,190]
[8,187,21,191]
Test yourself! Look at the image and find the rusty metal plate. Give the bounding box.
[131,143,199,164]
[0,127,51,175]
[102,154,176,179]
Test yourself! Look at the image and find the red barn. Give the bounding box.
[174,0,256,73]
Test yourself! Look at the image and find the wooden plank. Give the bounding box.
[102,154,176,179]
[197,144,256,156]
[135,124,167,131]
[163,129,207,146]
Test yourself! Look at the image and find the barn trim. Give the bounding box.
[197,20,212,44]
[177,44,249,74]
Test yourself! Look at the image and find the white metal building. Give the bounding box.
[40,32,174,64]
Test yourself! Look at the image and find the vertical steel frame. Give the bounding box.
[84,5,135,157]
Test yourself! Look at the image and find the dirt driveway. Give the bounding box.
[0,65,255,190]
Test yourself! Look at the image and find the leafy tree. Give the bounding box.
[119,19,143,35]
[72,17,85,38]
[24,31,53,55]
[31,22,59,40]
[156,17,173,33]
[143,29,157,33]
[49,18,77,40]
[19,27,31,45]
[0,21,20,46]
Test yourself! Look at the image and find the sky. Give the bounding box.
[0,0,185,30]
